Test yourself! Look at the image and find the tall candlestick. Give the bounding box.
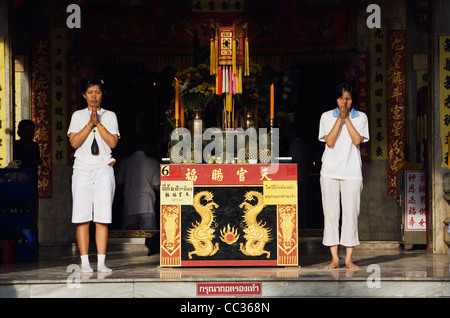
[270,83,274,119]
[180,100,185,127]
[175,78,179,120]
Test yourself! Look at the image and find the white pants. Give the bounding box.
[71,165,115,224]
[320,176,363,247]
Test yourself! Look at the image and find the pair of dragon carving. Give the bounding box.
[186,190,271,259]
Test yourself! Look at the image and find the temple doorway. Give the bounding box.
[283,57,355,231]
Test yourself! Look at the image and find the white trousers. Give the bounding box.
[320,176,363,247]
[71,165,115,224]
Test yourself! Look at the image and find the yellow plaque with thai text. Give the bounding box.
[263,181,297,205]
[0,37,6,166]
[161,181,194,205]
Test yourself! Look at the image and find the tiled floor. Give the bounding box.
[0,239,449,298]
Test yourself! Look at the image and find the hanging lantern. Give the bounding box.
[210,23,249,97]
[210,23,249,129]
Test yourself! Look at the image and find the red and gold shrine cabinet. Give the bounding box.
[160,164,298,267]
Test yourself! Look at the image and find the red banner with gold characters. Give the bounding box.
[218,26,244,66]
[160,204,182,266]
[31,34,52,198]
[387,30,407,195]
[160,164,298,267]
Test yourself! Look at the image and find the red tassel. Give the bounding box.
[217,68,222,95]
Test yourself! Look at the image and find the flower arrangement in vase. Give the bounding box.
[174,64,216,117]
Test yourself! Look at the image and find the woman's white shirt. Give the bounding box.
[67,108,120,170]
[318,108,369,180]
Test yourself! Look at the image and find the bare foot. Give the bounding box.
[324,258,339,269]
[345,260,359,270]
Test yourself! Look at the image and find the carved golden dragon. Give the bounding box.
[239,191,272,258]
[186,191,219,259]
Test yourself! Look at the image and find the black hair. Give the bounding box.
[81,77,105,94]
[334,82,358,108]
[17,120,35,136]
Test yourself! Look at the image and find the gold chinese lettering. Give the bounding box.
[260,167,272,181]
[236,167,248,182]
[185,168,198,181]
[211,168,224,181]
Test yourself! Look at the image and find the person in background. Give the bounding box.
[117,135,160,255]
[67,78,120,273]
[117,135,160,231]
[13,120,42,173]
[13,119,42,230]
[318,82,369,270]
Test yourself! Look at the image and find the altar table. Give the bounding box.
[159,164,298,267]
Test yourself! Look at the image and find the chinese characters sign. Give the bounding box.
[192,0,244,12]
[66,55,81,165]
[404,171,426,231]
[356,52,371,163]
[160,164,298,267]
[439,36,450,167]
[387,30,407,195]
[161,181,194,205]
[32,34,52,198]
[0,38,6,166]
[51,29,68,164]
[160,164,297,185]
[370,27,387,160]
